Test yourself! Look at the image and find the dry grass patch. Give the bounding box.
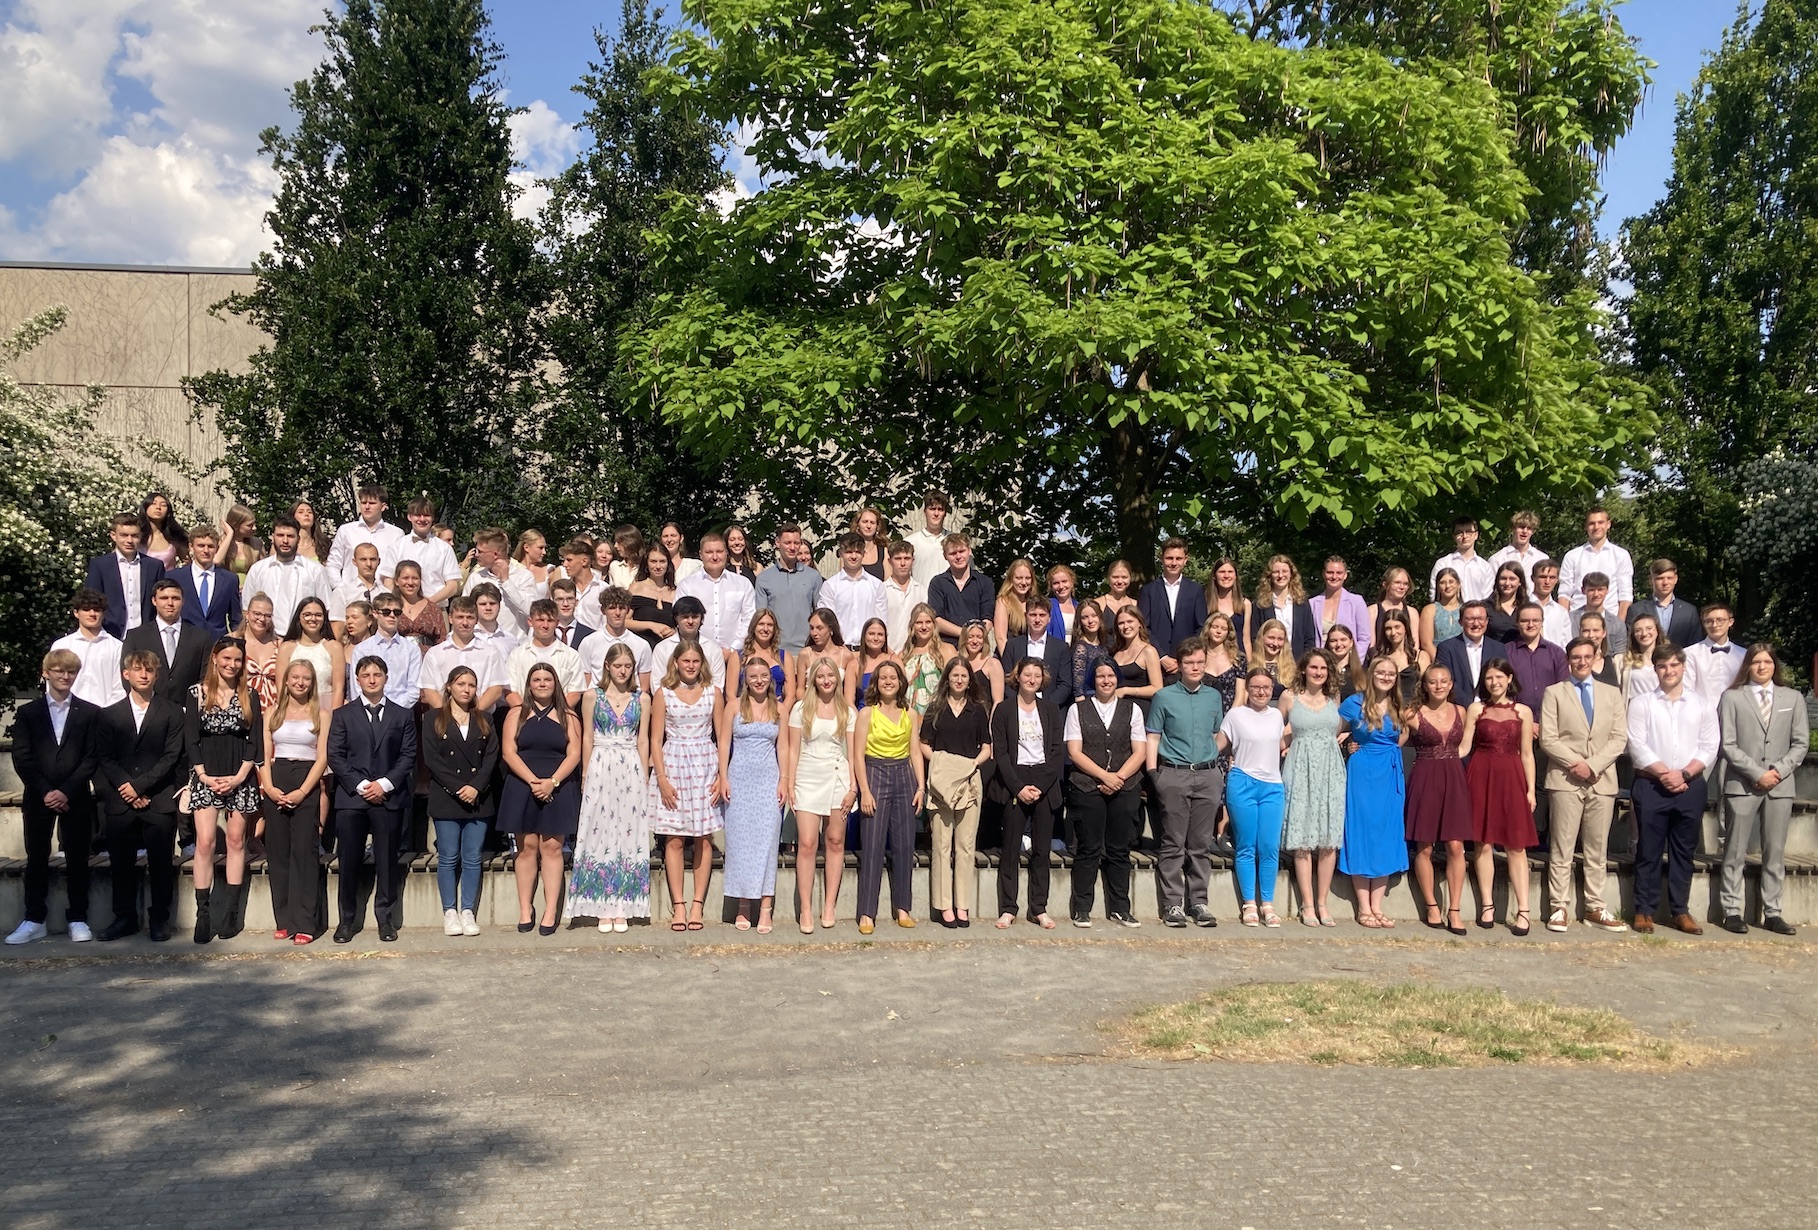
[1113,980,1721,1070]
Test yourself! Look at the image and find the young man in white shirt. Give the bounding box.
[1486,509,1549,591]
[51,588,126,708]
[505,599,585,708]
[468,583,521,659]
[578,588,652,691]
[1557,506,1634,619]
[462,527,538,636]
[1430,516,1495,603]
[821,532,888,649]
[649,597,729,690]
[329,543,385,639]
[1625,643,1719,935]
[379,495,461,604]
[553,537,606,629]
[420,595,506,711]
[905,490,952,588]
[326,483,406,582]
[882,539,927,652]
[1683,601,1745,706]
[349,593,424,708]
[1529,561,1573,649]
[244,514,333,634]
[676,531,755,649]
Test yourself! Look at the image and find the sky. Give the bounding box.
[0,0,1744,268]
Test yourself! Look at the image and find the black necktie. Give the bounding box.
[367,703,383,750]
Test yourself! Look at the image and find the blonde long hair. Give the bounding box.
[802,655,852,737]
[996,558,1040,639]
[1253,618,1297,690]
[268,659,322,734]
[660,639,712,691]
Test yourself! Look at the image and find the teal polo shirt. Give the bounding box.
[1146,679,1225,766]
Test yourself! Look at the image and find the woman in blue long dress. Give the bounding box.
[1339,656,1410,928]
[716,659,785,932]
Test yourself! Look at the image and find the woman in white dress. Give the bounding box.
[785,657,856,934]
[649,642,722,931]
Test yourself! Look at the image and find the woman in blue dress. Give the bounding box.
[739,608,791,708]
[716,659,784,932]
[1338,655,1410,928]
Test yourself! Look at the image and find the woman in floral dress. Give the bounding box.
[565,643,652,931]
[649,641,722,931]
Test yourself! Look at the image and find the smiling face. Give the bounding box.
[744,659,773,699]
[1423,667,1452,704]
[298,602,326,639]
[1482,665,1511,703]
[1323,560,1347,591]
[1214,560,1237,593]
[963,623,988,658]
[1326,628,1353,660]
[527,667,557,702]
[1302,653,1329,690]
[1116,609,1141,644]
[1584,510,1610,545]
[1369,656,1398,695]
[284,661,314,703]
[752,611,779,649]
[726,527,746,557]
[1092,660,1119,700]
[1269,559,1291,590]
[212,643,244,683]
[661,525,683,554]
[1461,606,1489,639]
[1107,562,1131,595]
[245,598,274,637]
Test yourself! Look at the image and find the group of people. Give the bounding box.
[8,492,1810,948]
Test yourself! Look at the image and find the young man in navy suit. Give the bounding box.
[1004,598,1073,700]
[84,511,165,638]
[1138,538,1208,678]
[95,651,186,942]
[7,649,102,944]
[327,655,419,943]
[171,524,241,638]
[1434,601,1495,705]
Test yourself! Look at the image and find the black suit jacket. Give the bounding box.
[1253,600,1318,658]
[1003,634,1073,702]
[327,698,418,812]
[11,695,101,822]
[122,620,213,706]
[1433,636,1490,707]
[422,714,501,819]
[93,697,186,815]
[1627,596,1700,649]
[1138,577,1208,658]
[987,697,1065,808]
[84,553,166,639]
[561,623,594,653]
[171,565,243,639]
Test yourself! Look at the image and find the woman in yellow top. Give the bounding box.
[854,660,925,934]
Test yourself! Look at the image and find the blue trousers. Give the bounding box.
[1227,768,1285,905]
[434,818,489,912]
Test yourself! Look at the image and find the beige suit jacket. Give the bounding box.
[1538,678,1628,795]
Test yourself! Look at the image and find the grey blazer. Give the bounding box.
[1718,684,1809,798]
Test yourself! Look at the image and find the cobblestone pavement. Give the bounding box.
[3,929,1816,1228]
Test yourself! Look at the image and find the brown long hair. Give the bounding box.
[432,665,494,740]
[200,636,254,717]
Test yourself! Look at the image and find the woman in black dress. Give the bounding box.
[1484,563,1528,644]
[629,543,679,649]
[186,637,264,943]
[499,664,582,934]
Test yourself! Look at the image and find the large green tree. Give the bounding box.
[187,0,544,529]
[628,0,1649,572]
[1619,0,1818,617]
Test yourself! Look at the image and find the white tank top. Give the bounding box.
[271,717,319,761]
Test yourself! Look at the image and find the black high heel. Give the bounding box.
[1421,899,1443,930]
[538,921,558,936]
[1510,909,1531,937]
[1477,904,1496,930]
[1446,907,1468,937]
[517,921,535,933]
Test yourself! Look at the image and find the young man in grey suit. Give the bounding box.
[1717,645,1810,935]
[1538,638,1629,933]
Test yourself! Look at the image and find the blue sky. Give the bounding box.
[0,0,1744,265]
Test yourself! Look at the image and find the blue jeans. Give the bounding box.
[434,818,489,912]
[1227,768,1284,905]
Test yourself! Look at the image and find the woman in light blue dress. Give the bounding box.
[1281,650,1348,927]
[717,659,784,932]
[1338,656,1410,928]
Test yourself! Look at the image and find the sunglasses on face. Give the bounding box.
[375,607,402,616]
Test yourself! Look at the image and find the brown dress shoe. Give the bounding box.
[1632,914,1655,934]
[1671,913,1704,936]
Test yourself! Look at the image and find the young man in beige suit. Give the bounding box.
[1539,637,1630,933]
[1717,645,1809,935]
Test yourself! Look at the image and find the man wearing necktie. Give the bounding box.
[121,580,210,706]
[1716,645,1809,935]
[1538,638,1629,933]
[174,526,242,638]
[326,656,417,943]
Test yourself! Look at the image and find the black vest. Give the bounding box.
[1070,697,1135,791]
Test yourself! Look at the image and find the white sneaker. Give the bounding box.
[5,920,47,945]
[443,908,463,936]
[67,922,93,943]
[460,909,480,937]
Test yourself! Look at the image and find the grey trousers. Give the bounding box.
[1152,765,1223,912]
[1721,792,1792,919]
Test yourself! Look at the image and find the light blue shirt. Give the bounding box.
[350,632,423,708]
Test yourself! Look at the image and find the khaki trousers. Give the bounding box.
[1547,789,1615,916]
[929,801,980,912]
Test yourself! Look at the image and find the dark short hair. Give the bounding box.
[1460,599,1490,616]
[151,578,183,597]
[1649,558,1677,577]
[548,577,577,597]
[1175,635,1207,660]
[1160,537,1189,555]
[1564,636,1599,657]
[673,595,706,618]
[407,495,436,517]
[70,586,106,612]
[839,532,866,553]
[357,483,387,503]
[561,537,594,558]
[1024,597,1047,614]
[527,598,558,620]
[1582,571,1609,590]
[1452,516,1479,531]
[448,595,478,615]
[110,511,139,531]
[272,513,301,534]
[776,521,803,538]
[1516,602,1544,618]
[887,538,915,557]
[1701,600,1734,618]
[1651,642,1686,668]
[355,654,389,676]
[922,490,951,513]
[469,581,502,603]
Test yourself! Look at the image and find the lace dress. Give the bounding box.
[1404,707,1472,843]
[565,691,651,919]
[186,692,263,812]
[1466,704,1537,849]
[1282,696,1346,850]
[649,687,723,836]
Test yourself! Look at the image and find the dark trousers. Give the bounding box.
[336,806,404,928]
[1152,764,1223,911]
[23,807,94,924]
[858,758,917,920]
[105,809,178,925]
[1632,776,1705,917]
[265,761,325,937]
[1068,780,1138,919]
[997,794,1055,917]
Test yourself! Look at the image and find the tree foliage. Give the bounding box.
[186,0,544,529]
[627,0,1650,572]
[1733,456,1818,674]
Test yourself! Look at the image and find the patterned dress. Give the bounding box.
[721,712,783,899]
[903,650,943,714]
[566,691,651,920]
[649,687,723,836]
[1282,695,1346,850]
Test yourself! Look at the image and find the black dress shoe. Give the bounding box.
[378,922,398,942]
[1764,916,1798,936]
[98,918,139,942]
[333,922,356,944]
[1719,915,1749,935]
[148,921,170,942]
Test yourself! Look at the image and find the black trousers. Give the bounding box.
[1068,781,1139,919]
[105,809,178,925]
[997,794,1055,917]
[1632,776,1705,917]
[336,806,404,928]
[265,761,325,937]
[23,805,94,924]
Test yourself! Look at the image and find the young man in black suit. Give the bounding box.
[122,579,211,705]
[84,511,165,639]
[1137,538,1208,678]
[327,655,419,943]
[171,524,242,638]
[95,650,186,942]
[1003,598,1073,700]
[7,649,102,944]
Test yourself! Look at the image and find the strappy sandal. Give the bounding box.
[670,905,688,932]
[1510,909,1531,938]
[1421,899,1444,930]
[1446,907,1467,937]
[1240,903,1260,927]
[1478,904,1496,930]
[1377,913,1397,929]
[687,897,707,931]
[1317,910,1337,928]
[1260,907,1281,928]
[1299,907,1319,928]
[1355,911,1382,929]
[734,914,752,931]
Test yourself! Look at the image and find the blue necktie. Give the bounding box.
[199,569,211,613]
[1578,680,1595,725]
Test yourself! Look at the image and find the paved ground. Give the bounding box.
[3,923,1816,1228]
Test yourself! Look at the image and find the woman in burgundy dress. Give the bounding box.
[1405,663,1473,936]
[1464,659,1538,936]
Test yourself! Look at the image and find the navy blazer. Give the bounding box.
[561,623,594,652]
[1433,636,1491,707]
[84,552,166,639]
[11,695,101,822]
[171,565,243,639]
[1137,577,1208,659]
[1003,633,1073,702]
[1627,596,1701,650]
[327,698,419,812]
[1252,600,1318,658]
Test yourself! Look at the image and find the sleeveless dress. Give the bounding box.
[245,646,281,711]
[565,691,651,919]
[1071,641,1108,701]
[790,706,852,815]
[1115,655,1153,716]
[498,708,581,835]
[289,640,335,699]
[631,594,677,650]
[649,687,722,836]
[1337,694,1408,877]
[1207,656,1244,769]
[1466,704,1537,849]
[1282,697,1346,850]
[1396,659,1423,707]
[186,692,263,812]
[722,712,784,899]
[903,649,943,714]
[1431,605,1463,644]
[1404,708,1472,843]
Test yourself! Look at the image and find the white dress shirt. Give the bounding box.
[1430,552,1496,603]
[1486,543,1550,591]
[1557,540,1634,614]
[1269,591,1296,647]
[1461,636,1487,688]
[46,692,72,743]
[821,569,888,647]
[352,699,397,795]
[329,575,383,624]
[906,527,948,589]
[676,568,756,648]
[1683,639,1745,707]
[53,630,125,707]
[463,561,539,636]
[244,554,333,634]
[1539,600,1573,649]
[419,636,508,699]
[1162,576,1182,619]
[326,517,406,582]
[1627,687,1719,773]
[129,695,150,733]
[650,635,727,690]
[472,624,522,660]
[558,570,607,629]
[379,532,461,595]
[116,552,144,631]
[505,638,584,699]
[190,562,221,612]
[883,576,928,652]
[577,627,653,688]
[1063,697,1144,755]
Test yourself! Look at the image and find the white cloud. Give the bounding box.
[506,98,580,222]
[0,1,129,175]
